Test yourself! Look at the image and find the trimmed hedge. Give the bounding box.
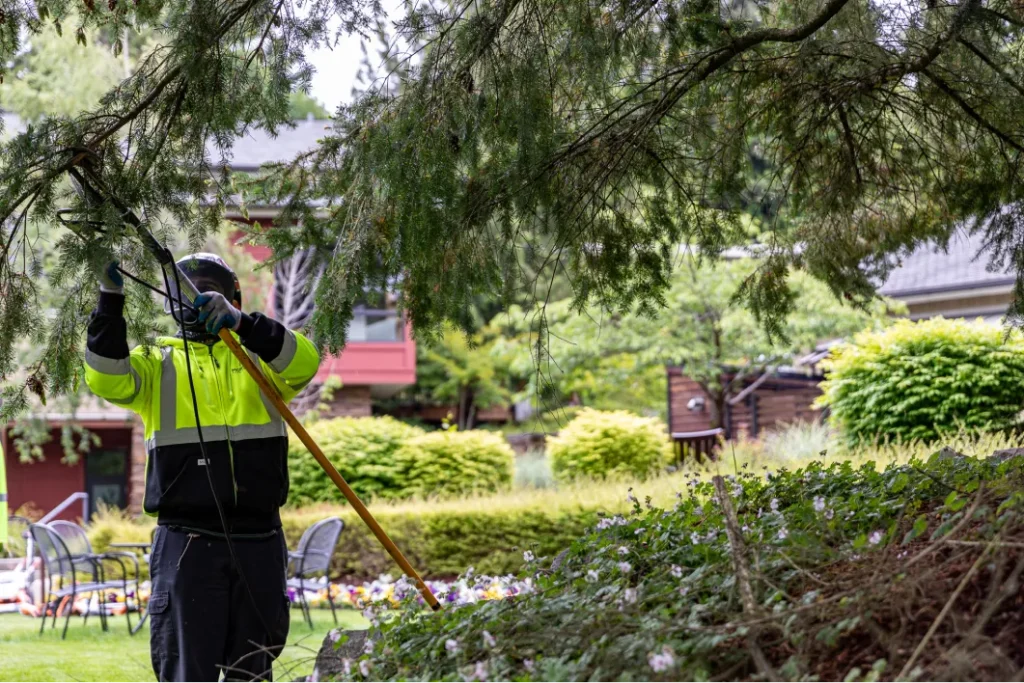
[819,318,1024,446]
[280,503,598,578]
[393,429,515,499]
[548,408,673,482]
[287,416,425,505]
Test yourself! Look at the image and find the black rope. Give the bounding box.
[117,266,197,313]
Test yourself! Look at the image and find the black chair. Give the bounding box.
[29,523,121,639]
[47,520,142,635]
[287,517,344,628]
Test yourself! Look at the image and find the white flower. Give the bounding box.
[523,659,535,673]
[446,638,460,654]
[869,530,884,546]
[634,527,646,536]
[471,661,487,681]
[482,630,497,648]
[523,550,535,562]
[648,646,676,673]
[586,569,600,583]
[670,565,682,579]
[597,518,613,530]
[813,496,826,512]
[770,498,779,512]
[679,586,689,597]
[825,508,835,520]
[690,532,701,544]
[310,666,320,682]
[359,660,372,678]
[328,629,341,644]
[732,484,743,498]
[342,659,352,676]
[617,546,629,555]
[363,638,375,655]
[623,587,638,604]
[741,524,751,533]
[617,561,631,573]
[704,530,717,543]
[777,527,788,541]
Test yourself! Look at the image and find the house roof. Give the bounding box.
[206,117,334,172]
[0,111,332,170]
[877,230,1014,298]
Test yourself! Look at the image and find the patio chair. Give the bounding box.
[287,517,344,628]
[29,523,119,639]
[47,520,141,634]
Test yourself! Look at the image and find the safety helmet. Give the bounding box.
[164,253,242,329]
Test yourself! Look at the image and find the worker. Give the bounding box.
[83,253,320,682]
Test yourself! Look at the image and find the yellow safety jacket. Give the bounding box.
[84,292,319,533]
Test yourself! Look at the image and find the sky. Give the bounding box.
[306,0,405,112]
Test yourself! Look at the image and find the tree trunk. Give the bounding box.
[708,392,727,431]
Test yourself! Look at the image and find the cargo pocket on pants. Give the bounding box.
[148,591,174,681]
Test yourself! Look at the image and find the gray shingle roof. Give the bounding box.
[877,230,1014,297]
[0,111,332,169]
[206,117,334,171]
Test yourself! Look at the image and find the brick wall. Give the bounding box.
[319,385,373,418]
[128,417,147,515]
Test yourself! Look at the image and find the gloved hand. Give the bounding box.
[194,291,241,334]
[99,261,124,294]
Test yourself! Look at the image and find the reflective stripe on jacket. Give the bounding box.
[84,292,319,533]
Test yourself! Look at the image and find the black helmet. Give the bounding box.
[164,252,242,331]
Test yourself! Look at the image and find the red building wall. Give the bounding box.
[3,425,133,522]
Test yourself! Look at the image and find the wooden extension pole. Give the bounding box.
[219,329,441,610]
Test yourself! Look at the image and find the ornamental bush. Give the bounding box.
[547,408,673,482]
[287,416,425,505]
[819,318,1024,447]
[393,429,515,499]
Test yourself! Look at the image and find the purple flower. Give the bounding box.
[617,561,631,573]
[648,646,676,672]
[446,639,460,654]
[670,565,682,579]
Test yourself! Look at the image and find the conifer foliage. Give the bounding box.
[2,1,1024,414]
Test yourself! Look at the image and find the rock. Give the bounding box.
[315,629,369,680]
[550,548,570,572]
[934,446,967,462]
[989,448,1024,464]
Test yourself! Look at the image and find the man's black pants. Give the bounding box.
[149,525,290,682]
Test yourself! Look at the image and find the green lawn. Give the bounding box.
[0,608,366,682]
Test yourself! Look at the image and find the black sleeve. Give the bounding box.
[236,312,287,363]
[87,291,130,359]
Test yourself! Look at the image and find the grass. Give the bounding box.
[0,608,365,682]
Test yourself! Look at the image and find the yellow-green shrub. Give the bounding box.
[393,429,515,499]
[819,318,1024,446]
[548,408,673,482]
[287,416,425,504]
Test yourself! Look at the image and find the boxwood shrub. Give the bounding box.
[287,416,425,505]
[548,408,673,482]
[393,429,516,499]
[819,318,1024,446]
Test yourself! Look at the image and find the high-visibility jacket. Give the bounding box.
[84,292,319,534]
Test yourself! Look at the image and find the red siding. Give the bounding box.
[3,426,133,522]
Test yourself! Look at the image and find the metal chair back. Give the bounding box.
[29,523,74,583]
[49,520,93,555]
[294,517,343,578]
